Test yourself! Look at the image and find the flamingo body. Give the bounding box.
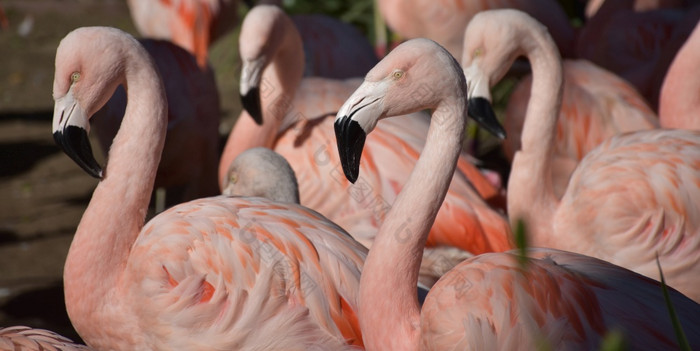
[659,18,700,129]
[420,248,700,350]
[333,34,700,351]
[222,5,512,286]
[463,9,700,302]
[504,59,659,197]
[53,26,365,350]
[377,0,575,61]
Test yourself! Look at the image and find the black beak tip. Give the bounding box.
[334,117,365,184]
[468,97,507,140]
[53,127,103,179]
[240,88,263,126]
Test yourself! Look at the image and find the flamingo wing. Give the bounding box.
[124,196,366,349]
[420,248,700,350]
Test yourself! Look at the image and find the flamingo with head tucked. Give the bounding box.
[333,34,700,351]
[219,4,513,287]
[52,26,367,350]
[464,9,700,302]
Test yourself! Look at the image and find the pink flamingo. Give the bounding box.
[220,5,513,287]
[334,36,700,350]
[502,59,658,198]
[575,0,700,108]
[0,326,91,350]
[52,26,367,349]
[92,39,220,210]
[658,18,700,129]
[126,0,243,68]
[464,9,700,302]
[376,0,576,62]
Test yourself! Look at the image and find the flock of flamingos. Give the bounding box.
[4,0,700,349]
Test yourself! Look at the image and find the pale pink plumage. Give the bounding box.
[463,9,700,302]
[334,36,700,351]
[126,0,241,67]
[376,0,575,61]
[0,326,91,351]
[92,39,221,208]
[219,5,512,287]
[503,59,658,197]
[659,18,700,129]
[53,26,366,349]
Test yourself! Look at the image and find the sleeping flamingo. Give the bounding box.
[0,326,91,350]
[334,36,700,351]
[52,26,368,349]
[92,39,221,209]
[125,0,244,68]
[222,147,300,203]
[502,60,658,198]
[658,18,700,129]
[376,0,575,61]
[464,9,700,302]
[220,4,512,287]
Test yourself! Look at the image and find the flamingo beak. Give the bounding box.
[240,58,265,125]
[463,64,506,139]
[334,82,385,183]
[52,89,103,179]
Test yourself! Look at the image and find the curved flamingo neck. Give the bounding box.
[64,47,167,337]
[506,25,563,245]
[359,95,466,350]
[218,14,304,185]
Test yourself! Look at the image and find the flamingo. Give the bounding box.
[502,59,659,198]
[0,326,91,350]
[92,39,221,209]
[52,26,368,349]
[574,0,700,108]
[333,35,700,351]
[464,9,700,302]
[658,18,700,129]
[220,4,513,287]
[125,0,244,68]
[376,0,576,62]
[222,147,300,203]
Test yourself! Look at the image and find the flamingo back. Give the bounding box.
[420,248,700,350]
[121,196,366,350]
[554,129,700,301]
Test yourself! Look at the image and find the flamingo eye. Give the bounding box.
[229,173,237,184]
[473,48,483,58]
[392,70,404,80]
[71,72,81,83]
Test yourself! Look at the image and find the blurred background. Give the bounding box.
[0,0,589,343]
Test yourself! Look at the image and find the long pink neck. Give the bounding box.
[659,24,700,130]
[506,26,563,245]
[359,96,466,350]
[217,18,304,185]
[64,50,167,337]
